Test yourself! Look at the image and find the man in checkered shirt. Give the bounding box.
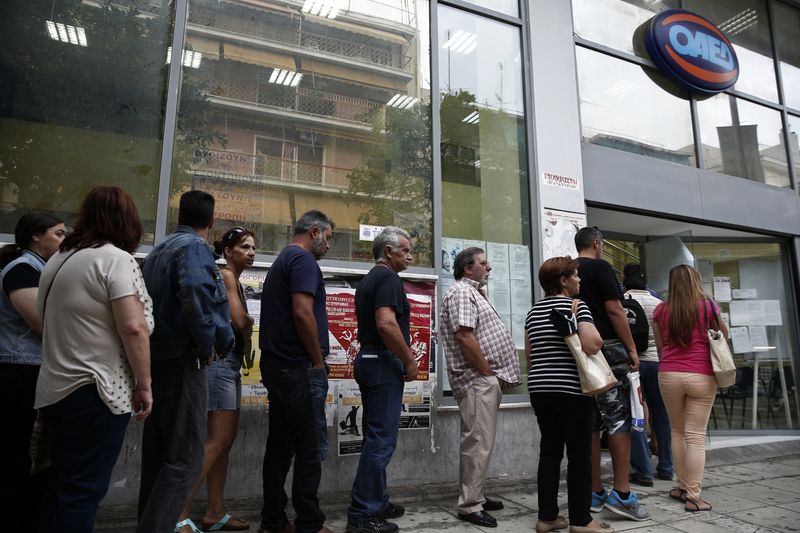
[439,247,521,528]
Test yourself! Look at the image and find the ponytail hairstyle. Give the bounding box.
[665,264,706,347]
[0,211,64,268]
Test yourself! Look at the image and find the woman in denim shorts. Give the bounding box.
[177,227,256,532]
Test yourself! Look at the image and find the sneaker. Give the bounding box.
[345,516,399,533]
[590,490,607,513]
[604,490,650,521]
[378,502,405,519]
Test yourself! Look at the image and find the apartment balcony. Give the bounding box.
[188,2,413,79]
[190,149,352,191]
[203,73,383,132]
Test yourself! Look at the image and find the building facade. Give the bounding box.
[2,0,798,506]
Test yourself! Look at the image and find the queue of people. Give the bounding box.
[1,187,726,533]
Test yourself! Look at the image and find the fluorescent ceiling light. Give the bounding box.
[462,110,479,124]
[718,8,758,36]
[269,69,303,86]
[387,94,419,109]
[443,30,478,55]
[302,0,342,20]
[45,20,87,47]
[166,47,203,69]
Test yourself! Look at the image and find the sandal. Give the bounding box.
[669,487,688,502]
[175,519,202,533]
[684,499,712,512]
[200,513,250,531]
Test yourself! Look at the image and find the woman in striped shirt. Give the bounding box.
[525,256,612,533]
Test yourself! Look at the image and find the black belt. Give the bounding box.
[360,342,386,350]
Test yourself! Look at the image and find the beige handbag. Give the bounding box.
[557,300,618,395]
[705,298,736,388]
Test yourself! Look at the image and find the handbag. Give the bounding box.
[601,339,631,380]
[549,300,617,395]
[705,297,736,388]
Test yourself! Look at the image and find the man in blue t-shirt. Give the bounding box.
[346,227,418,533]
[258,210,335,533]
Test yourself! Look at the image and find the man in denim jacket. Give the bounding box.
[137,190,234,533]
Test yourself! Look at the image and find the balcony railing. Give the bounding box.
[189,2,412,71]
[205,72,383,126]
[190,149,351,189]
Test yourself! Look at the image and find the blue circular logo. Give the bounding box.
[643,9,739,96]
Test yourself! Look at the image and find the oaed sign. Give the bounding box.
[640,9,739,97]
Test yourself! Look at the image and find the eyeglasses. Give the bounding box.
[223,226,248,246]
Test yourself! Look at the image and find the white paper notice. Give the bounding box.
[713,277,731,302]
[511,278,532,315]
[462,239,485,251]
[730,327,752,354]
[763,300,783,326]
[541,208,587,260]
[511,316,527,350]
[732,288,757,299]
[697,260,714,283]
[488,280,511,317]
[486,242,510,281]
[748,325,768,350]
[509,244,530,280]
[441,237,463,276]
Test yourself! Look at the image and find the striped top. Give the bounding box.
[526,296,593,396]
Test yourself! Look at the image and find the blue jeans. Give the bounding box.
[260,365,326,533]
[40,384,130,533]
[311,365,330,461]
[347,349,404,523]
[630,361,673,478]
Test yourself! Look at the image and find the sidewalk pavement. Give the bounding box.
[96,438,800,533]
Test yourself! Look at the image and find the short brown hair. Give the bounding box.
[61,186,143,254]
[538,256,579,296]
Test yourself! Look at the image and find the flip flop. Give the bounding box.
[669,487,688,502]
[201,513,250,531]
[684,499,712,512]
[175,519,202,533]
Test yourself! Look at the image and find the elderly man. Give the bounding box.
[346,227,418,533]
[258,210,336,533]
[439,247,520,528]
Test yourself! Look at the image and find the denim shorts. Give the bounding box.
[592,380,631,435]
[207,356,242,411]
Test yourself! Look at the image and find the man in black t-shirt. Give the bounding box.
[575,227,649,522]
[346,227,418,533]
[258,210,336,533]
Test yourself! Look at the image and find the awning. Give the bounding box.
[223,42,297,70]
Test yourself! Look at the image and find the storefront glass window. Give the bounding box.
[773,1,800,111]
[572,0,678,59]
[696,94,790,187]
[576,47,695,166]
[684,0,778,103]
[789,114,800,185]
[438,6,531,396]
[0,0,173,242]
[691,242,799,431]
[170,0,433,264]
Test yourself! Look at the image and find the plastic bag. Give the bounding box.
[628,371,645,432]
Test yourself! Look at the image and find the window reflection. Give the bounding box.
[684,0,778,103]
[464,0,518,17]
[576,47,695,166]
[171,0,433,264]
[788,114,800,184]
[773,1,800,111]
[696,95,790,187]
[572,0,678,58]
[0,0,173,242]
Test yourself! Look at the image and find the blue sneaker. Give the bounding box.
[590,490,607,513]
[604,489,650,521]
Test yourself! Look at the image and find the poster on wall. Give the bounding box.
[541,207,587,261]
[399,381,432,430]
[240,269,269,407]
[713,277,732,302]
[337,380,364,456]
[441,237,464,277]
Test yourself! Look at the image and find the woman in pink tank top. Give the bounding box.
[652,265,728,513]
